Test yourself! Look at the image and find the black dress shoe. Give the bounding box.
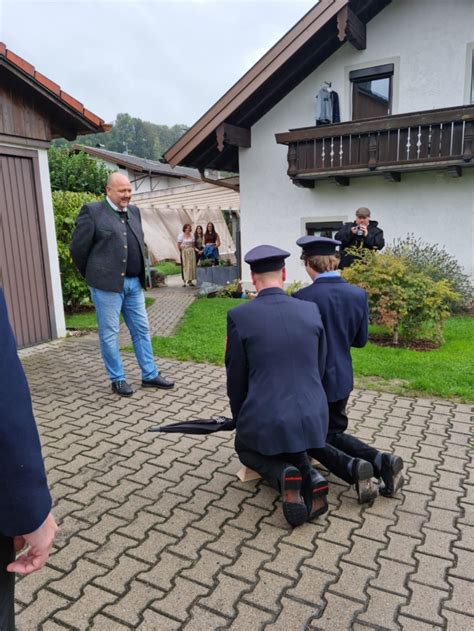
[281,466,308,527]
[352,459,378,504]
[379,453,404,497]
[111,380,134,397]
[307,468,329,520]
[142,375,175,389]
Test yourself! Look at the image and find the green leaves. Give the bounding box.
[48,147,111,195]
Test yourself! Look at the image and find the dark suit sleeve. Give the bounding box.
[70,204,95,278]
[352,293,369,348]
[365,226,385,250]
[225,312,248,421]
[317,318,327,379]
[0,290,52,537]
[334,223,355,248]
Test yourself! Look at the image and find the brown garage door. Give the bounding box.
[0,147,52,347]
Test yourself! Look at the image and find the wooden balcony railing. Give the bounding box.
[275,105,474,186]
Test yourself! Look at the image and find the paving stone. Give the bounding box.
[342,535,386,571]
[168,526,217,560]
[53,585,117,630]
[328,560,376,603]
[356,586,407,630]
[16,590,70,630]
[15,565,63,607]
[400,582,448,626]
[181,605,228,630]
[138,551,192,591]
[152,577,210,621]
[227,602,274,629]
[192,505,233,535]
[387,617,442,631]
[103,578,162,627]
[48,559,108,599]
[310,592,364,630]
[116,510,165,541]
[182,549,232,587]
[449,547,474,581]
[444,609,474,631]
[242,569,294,613]
[370,557,411,596]
[226,501,272,533]
[417,528,457,560]
[199,573,250,617]
[80,514,128,545]
[445,576,474,616]
[425,506,458,534]
[263,542,312,579]
[380,532,420,566]
[266,596,320,630]
[287,565,333,606]
[84,532,136,568]
[454,523,474,551]
[320,516,358,546]
[90,614,131,630]
[411,553,452,590]
[94,555,149,595]
[225,545,272,583]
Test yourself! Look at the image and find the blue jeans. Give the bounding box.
[90,277,159,383]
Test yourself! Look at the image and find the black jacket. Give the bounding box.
[225,288,328,456]
[335,220,385,269]
[70,200,146,292]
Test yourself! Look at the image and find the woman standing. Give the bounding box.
[203,222,221,265]
[194,225,204,265]
[177,224,196,286]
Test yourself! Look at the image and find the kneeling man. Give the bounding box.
[226,245,329,527]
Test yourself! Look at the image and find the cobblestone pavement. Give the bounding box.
[15,283,473,630]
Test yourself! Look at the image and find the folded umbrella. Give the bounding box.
[148,416,235,435]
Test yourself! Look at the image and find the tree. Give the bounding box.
[48,146,111,195]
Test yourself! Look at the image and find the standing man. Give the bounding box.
[0,288,58,630]
[70,173,174,396]
[295,236,404,500]
[335,207,385,269]
[226,245,329,527]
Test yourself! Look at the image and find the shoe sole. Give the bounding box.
[309,481,329,519]
[142,383,174,390]
[281,467,308,527]
[355,461,378,504]
[379,455,405,497]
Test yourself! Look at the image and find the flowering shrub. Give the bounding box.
[342,249,458,344]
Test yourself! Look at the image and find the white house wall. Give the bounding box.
[239,0,474,283]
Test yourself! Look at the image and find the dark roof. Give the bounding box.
[164,0,391,173]
[0,42,109,138]
[75,145,202,180]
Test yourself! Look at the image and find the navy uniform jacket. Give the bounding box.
[294,277,368,402]
[70,200,146,293]
[0,289,52,537]
[225,287,328,456]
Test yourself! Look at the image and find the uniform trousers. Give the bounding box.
[0,535,15,631]
[235,435,321,492]
[309,397,380,484]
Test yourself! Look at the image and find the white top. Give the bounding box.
[177,232,195,246]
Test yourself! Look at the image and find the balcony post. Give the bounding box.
[368,134,378,170]
[288,143,298,176]
[463,122,473,162]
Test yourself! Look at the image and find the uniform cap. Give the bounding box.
[296,235,341,257]
[244,244,290,273]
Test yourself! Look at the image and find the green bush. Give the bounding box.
[285,280,303,296]
[53,191,99,311]
[387,234,473,312]
[342,249,459,345]
[48,146,112,195]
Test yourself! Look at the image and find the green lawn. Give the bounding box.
[151,298,474,402]
[65,297,155,330]
[152,261,181,276]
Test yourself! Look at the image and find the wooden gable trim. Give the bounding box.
[337,5,366,50]
[165,0,349,166]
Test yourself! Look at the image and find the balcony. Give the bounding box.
[275,105,474,186]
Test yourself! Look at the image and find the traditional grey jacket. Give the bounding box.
[70,200,146,293]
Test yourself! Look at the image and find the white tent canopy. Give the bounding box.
[133,182,239,263]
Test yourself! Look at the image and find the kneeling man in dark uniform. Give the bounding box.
[226,245,329,527]
[295,236,404,501]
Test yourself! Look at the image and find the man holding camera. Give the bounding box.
[335,207,385,269]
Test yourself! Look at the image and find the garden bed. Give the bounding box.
[368,333,439,351]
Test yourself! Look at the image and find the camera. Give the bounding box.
[355,226,365,236]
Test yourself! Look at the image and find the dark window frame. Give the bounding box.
[350,63,394,120]
[305,221,343,238]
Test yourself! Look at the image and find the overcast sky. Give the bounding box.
[0,0,315,126]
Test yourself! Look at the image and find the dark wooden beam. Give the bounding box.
[328,176,349,186]
[383,171,401,182]
[337,6,366,50]
[292,178,315,189]
[447,166,462,178]
[216,123,251,152]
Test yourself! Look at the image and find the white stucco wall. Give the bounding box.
[239,0,474,283]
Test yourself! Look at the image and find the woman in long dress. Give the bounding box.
[177,224,196,286]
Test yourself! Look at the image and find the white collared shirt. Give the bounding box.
[106,196,127,213]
